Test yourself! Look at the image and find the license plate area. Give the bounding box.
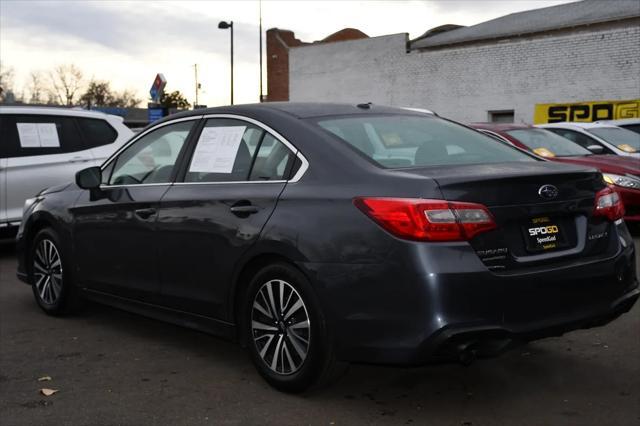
[522,216,570,253]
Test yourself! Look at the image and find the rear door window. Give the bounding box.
[184,119,298,182]
[315,115,534,168]
[76,118,118,148]
[0,114,85,158]
[184,119,264,183]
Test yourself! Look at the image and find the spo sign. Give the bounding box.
[533,99,640,124]
[149,73,167,102]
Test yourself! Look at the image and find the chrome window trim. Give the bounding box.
[99,183,173,189]
[99,113,309,188]
[173,180,287,186]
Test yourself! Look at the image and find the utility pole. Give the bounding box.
[194,64,199,108]
[259,0,263,102]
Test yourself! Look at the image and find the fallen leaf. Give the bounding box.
[37,376,52,382]
[40,388,58,396]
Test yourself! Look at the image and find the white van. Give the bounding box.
[0,106,134,235]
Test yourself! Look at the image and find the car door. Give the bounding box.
[1,114,95,224]
[154,117,302,319]
[71,118,199,301]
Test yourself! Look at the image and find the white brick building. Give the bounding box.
[289,0,640,124]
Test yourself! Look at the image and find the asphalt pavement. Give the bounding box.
[1,237,639,426]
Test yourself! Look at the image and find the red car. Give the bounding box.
[470,123,640,223]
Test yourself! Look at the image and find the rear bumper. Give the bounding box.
[424,286,638,363]
[302,233,638,365]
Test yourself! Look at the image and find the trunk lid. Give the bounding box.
[397,161,615,272]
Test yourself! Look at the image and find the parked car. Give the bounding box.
[0,106,133,236]
[16,103,638,392]
[595,118,640,135]
[538,122,640,158]
[470,123,640,223]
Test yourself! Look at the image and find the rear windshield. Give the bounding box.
[315,115,535,168]
[505,128,592,157]
[587,127,640,152]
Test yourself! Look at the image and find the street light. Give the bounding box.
[218,20,234,105]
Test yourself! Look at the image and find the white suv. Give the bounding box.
[0,106,134,234]
[538,121,640,158]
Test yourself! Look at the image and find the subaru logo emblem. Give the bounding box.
[538,184,559,200]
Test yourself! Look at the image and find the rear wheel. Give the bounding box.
[245,262,346,393]
[30,228,82,315]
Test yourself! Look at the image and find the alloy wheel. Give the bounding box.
[251,279,311,375]
[33,239,63,305]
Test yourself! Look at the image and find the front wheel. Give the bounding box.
[245,262,346,393]
[29,228,82,315]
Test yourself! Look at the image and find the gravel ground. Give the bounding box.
[1,237,639,426]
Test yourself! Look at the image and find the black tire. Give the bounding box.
[29,228,82,315]
[244,262,346,393]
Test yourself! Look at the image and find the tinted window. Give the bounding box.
[506,128,592,157]
[185,119,267,183]
[587,127,640,153]
[77,118,118,148]
[249,134,296,181]
[620,124,640,134]
[545,128,614,154]
[316,115,534,168]
[108,120,194,185]
[0,114,84,158]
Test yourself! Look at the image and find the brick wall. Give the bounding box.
[266,28,368,102]
[289,19,640,123]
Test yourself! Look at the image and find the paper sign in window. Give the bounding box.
[16,122,60,148]
[37,123,60,147]
[189,126,246,173]
[17,123,40,147]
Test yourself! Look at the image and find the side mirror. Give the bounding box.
[76,166,102,189]
[587,145,604,154]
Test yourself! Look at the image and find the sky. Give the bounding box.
[0,0,578,107]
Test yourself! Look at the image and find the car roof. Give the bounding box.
[0,105,121,120]
[595,118,640,126]
[469,122,533,131]
[155,102,430,125]
[539,122,619,129]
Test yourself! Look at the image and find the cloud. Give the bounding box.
[0,0,578,106]
[1,1,260,63]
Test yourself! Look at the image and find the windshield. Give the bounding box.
[505,128,592,157]
[315,115,535,168]
[587,127,640,153]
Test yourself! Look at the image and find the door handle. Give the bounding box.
[69,156,91,163]
[134,208,157,219]
[230,203,260,216]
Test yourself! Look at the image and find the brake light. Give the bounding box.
[593,186,625,221]
[354,197,497,242]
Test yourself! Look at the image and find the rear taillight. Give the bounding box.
[593,186,625,221]
[354,197,497,242]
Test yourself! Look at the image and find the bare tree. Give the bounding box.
[27,71,46,104]
[0,64,15,102]
[49,64,84,105]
